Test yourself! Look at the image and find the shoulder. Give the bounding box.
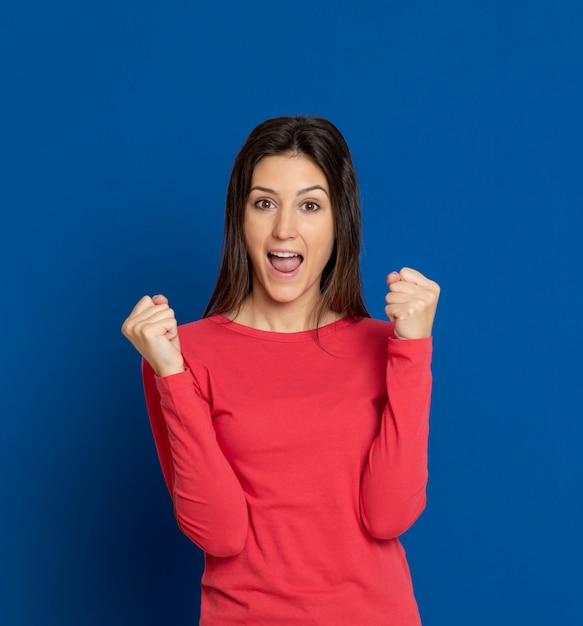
[177,315,230,347]
[319,316,395,360]
[176,314,251,365]
[178,315,221,335]
[342,316,396,343]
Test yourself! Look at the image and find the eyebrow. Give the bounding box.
[250,185,329,197]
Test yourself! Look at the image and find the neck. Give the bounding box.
[229,294,341,333]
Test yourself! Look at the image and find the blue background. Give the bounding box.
[2,1,581,624]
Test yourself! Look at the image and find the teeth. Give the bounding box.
[270,252,299,258]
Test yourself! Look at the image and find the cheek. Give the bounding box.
[243,216,255,251]
[322,224,336,267]
[322,221,336,256]
[243,219,265,264]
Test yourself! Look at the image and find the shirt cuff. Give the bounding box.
[155,368,195,393]
[388,335,433,355]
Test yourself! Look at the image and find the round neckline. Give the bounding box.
[208,314,354,342]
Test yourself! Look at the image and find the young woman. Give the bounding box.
[122,116,440,625]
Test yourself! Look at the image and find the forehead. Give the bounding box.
[251,153,328,189]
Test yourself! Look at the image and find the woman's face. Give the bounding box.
[244,153,335,312]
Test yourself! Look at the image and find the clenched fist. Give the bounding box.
[385,268,440,340]
[121,294,185,377]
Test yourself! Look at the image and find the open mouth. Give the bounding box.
[268,252,303,273]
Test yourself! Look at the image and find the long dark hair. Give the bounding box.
[203,115,369,323]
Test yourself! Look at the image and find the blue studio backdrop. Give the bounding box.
[2,1,582,625]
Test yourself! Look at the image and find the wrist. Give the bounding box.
[153,356,185,378]
[156,365,186,377]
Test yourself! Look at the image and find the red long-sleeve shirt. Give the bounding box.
[143,315,432,625]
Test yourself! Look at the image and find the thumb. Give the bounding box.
[152,294,169,305]
[386,271,401,287]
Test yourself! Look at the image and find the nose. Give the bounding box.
[272,207,297,240]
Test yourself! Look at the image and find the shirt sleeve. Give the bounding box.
[359,336,433,540]
[142,359,249,557]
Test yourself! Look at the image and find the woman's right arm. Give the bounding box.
[122,296,249,557]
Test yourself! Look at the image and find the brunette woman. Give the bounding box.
[122,116,440,625]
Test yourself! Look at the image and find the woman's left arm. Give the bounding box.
[360,268,440,539]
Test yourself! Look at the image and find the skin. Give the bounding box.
[385,268,440,340]
[235,153,337,333]
[122,155,440,375]
[122,293,184,377]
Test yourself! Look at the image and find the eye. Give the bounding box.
[301,201,320,212]
[254,199,275,210]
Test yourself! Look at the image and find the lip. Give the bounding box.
[266,251,304,278]
[267,249,303,256]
